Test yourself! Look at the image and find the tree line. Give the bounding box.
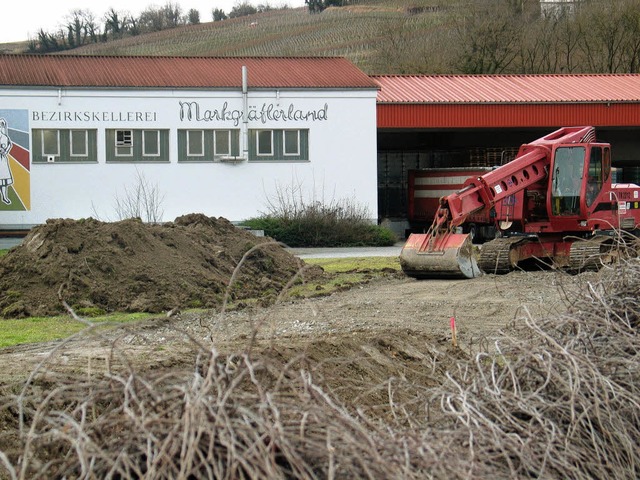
[373,0,640,75]
[27,1,285,53]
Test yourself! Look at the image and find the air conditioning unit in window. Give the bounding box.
[46,155,56,163]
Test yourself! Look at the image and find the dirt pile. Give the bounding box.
[0,214,312,317]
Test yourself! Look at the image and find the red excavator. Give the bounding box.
[400,126,640,278]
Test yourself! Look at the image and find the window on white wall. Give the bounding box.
[283,130,300,156]
[70,130,88,157]
[214,130,231,156]
[107,129,169,162]
[187,130,204,156]
[142,130,160,156]
[42,129,60,156]
[33,129,97,163]
[249,129,308,162]
[177,129,240,162]
[256,130,273,156]
[115,129,133,157]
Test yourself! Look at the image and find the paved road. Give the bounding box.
[286,243,404,259]
[0,237,22,250]
[0,235,404,259]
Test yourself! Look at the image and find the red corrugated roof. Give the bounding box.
[373,74,640,104]
[0,54,378,89]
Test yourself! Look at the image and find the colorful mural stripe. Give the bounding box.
[0,110,30,212]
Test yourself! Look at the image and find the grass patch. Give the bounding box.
[0,249,8,257]
[288,256,401,298]
[0,312,155,348]
[304,256,401,273]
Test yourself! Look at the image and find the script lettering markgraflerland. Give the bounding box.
[179,101,329,125]
[179,101,244,126]
[248,103,329,124]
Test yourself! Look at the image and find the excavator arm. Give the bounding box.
[400,126,596,278]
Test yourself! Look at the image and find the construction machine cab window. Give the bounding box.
[552,146,585,216]
[586,146,604,207]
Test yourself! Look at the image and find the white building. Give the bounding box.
[0,55,379,228]
[539,0,582,16]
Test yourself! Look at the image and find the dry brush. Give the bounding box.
[0,259,638,479]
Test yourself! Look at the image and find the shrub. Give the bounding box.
[244,182,396,247]
[244,215,396,247]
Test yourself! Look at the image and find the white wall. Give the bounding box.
[0,86,378,227]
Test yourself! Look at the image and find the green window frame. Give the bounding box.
[142,130,160,157]
[115,129,133,157]
[249,129,309,162]
[177,129,240,162]
[106,129,169,163]
[256,130,274,156]
[32,129,98,163]
[214,130,231,156]
[70,130,88,157]
[283,130,300,156]
[187,130,204,157]
[42,129,60,156]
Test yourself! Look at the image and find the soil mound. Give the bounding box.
[0,214,311,317]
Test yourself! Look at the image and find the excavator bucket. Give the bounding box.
[400,232,481,279]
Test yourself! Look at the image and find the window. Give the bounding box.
[115,130,133,157]
[106,129,169,162]
[177,129,240,162]
[33,129,97,163]
[42,130,60,156]
[70,130,88,157]
[283,130,300,156]
[256,130,273,156]
[586,146,603,207]
[187,130,204,156]
[214,130,231,156]
[143,130,160,156]
[551,146,585,216]
[249,129,309,162]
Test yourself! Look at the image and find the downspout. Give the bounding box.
[242,66,248,160]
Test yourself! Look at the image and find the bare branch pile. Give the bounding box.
[1,259,638,479]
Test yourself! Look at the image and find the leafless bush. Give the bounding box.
[249,179,397,247]
[1,259,639,478]
[263,179,372,225]
[114,170,165,223]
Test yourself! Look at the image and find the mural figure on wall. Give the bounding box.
[0,118,14,205]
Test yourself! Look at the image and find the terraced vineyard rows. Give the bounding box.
[69,4,449,73]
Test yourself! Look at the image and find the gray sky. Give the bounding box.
[1,1,306,43]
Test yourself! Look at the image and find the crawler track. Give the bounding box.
[568,236,620,272]
[478,237,525,274]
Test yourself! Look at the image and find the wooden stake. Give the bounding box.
[450,316,458,348]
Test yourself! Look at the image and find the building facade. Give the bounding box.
[373,74,640,234]
[0,55,379,228]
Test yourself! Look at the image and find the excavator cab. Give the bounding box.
[549,144,610,217]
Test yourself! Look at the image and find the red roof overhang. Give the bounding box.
[374,74,640,129]
[377,103,640,129]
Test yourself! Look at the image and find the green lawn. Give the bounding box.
[0,312,154,348]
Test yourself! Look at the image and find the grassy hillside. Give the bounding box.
[41,2,450,74]
[6,1,635,75]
